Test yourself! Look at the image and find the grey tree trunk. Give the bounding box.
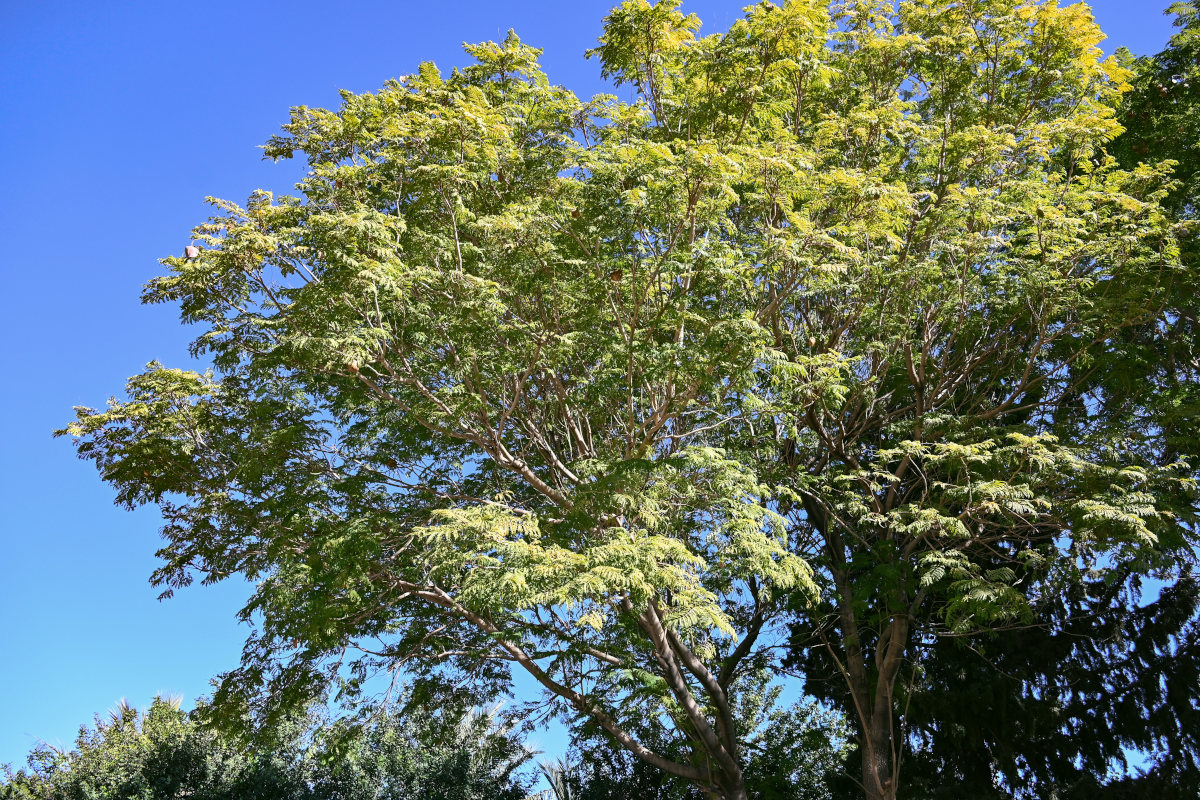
[720,777,750,800]
[860,734,897,800]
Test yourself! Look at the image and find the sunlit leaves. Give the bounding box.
[58,3,1200,797]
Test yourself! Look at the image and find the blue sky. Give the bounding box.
[0,0,1185,770]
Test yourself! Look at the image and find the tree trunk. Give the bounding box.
[719,776,750,800]
[813,518,911,800]
[859,725,897,800]
[856,615,910,800]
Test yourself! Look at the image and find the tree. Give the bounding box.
[791,572,1200,798]
[1113,1,1200,222]
[1109,0,1200,471]
[763,1,1196,796]
[0,698,535,800]
[310,706,534,800]
[780,6,1200,797]
[555,671,849,800]
[0,696,309,800]
[61,2,1195,800]
[61,7,821,799]
[916,575,1200,798]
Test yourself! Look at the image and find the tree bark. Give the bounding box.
[859,720,897,800]
[854,612,911,800]
[718,775,750,800]
[806,494,910,800]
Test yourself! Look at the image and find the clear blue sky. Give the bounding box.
[0,0,1183,770]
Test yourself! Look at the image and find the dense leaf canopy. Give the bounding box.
[0,698,532,800]
[62,2,1198,798]
[802,6,1200,797]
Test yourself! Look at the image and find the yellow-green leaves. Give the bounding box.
[62,4,1198,794]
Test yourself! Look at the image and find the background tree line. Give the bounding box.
[1,688,847,800]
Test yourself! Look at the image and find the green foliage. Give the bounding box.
[832,6,1200,796]
[900,575,1200,799]
[0,697,308,800]
[0,698,533,800]
[309,706,533,800]
[1108,2,1200,471]
[60,2,1198,798]
[551,672,849,800]
[1113,2,1200,218]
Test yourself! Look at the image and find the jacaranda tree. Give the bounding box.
[795,6,1200,797]
[62,2,1197,799]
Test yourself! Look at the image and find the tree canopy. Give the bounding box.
[0,697,533,800]
[61,2,1198,799]
[798,6,1200,797]
[556,670,849,800]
